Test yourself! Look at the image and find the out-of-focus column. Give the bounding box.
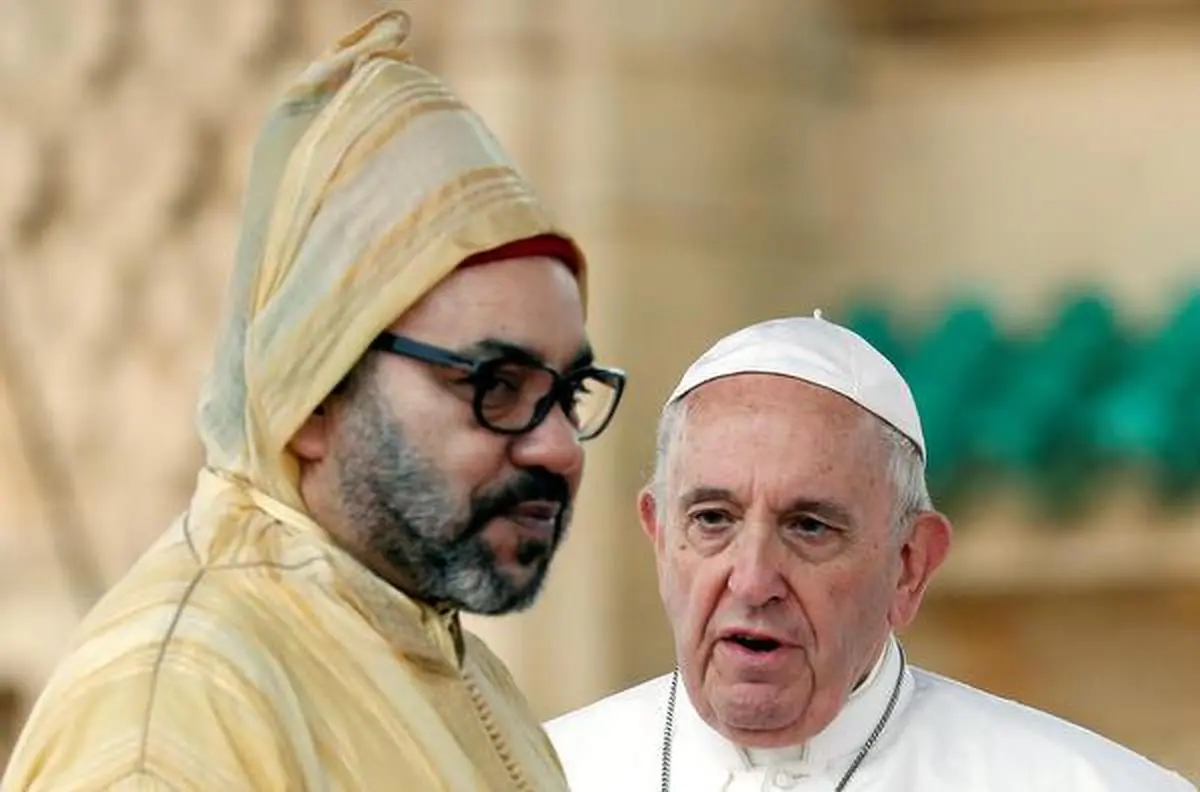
[0,0,387,710]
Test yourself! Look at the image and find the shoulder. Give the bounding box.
[906,668,1195,790]
[543,672,674,787]
[72,534,320,689]
[3,545,319,788]
[546,672,674,742]
[5,617,297,790]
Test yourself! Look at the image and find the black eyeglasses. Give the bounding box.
[367,332,626,441]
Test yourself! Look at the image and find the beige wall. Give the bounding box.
[459,8,1200,779]
[1,0,1197,781]
[805,15,1200,324]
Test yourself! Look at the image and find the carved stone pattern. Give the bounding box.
[0,0,403,682]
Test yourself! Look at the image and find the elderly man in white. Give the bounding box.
[545,314,1195,791]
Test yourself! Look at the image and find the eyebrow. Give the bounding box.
[678,487,856,526]
[457,337,594,372]
[782,497,856,527]
[568,344,595,371]
[679,487,736,511]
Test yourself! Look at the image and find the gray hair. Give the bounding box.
[877,419,933,536]
[650,397,932,536]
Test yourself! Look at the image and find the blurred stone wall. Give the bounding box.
[0,0,395,724]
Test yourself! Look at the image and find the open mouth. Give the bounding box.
[726,634,783,653]
[510,501,561,522]
[502,501,562,541]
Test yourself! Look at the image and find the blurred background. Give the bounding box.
[2,0,1199,780]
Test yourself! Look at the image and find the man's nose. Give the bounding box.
[509,404,585,480]
[725,524,789,608]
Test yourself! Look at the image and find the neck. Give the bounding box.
[297,470,446,607]
[744,638,897,753]
[663,635,909,784]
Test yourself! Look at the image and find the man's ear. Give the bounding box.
[888,511,953,630]
[290,362,361,463]
[638,486,662,547]
[288,404,332,462]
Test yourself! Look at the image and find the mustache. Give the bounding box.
[462,468,571,539]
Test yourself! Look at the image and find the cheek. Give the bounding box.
[657,552,688,624]
[562,457,585,498]
[404,407,510,494]
[802,564,895,653]
[661,553,726,647]
[440,438,509,490]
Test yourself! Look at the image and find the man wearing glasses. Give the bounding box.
[2,11,623,792]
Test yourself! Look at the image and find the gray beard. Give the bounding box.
[333,383,568,615]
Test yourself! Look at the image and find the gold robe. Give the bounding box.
[4,9,584,791]
[2,471,568,791]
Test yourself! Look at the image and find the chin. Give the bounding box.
[466,575,546,616]
[493,558,555,609]
[727,724,812,749]
[492,561,540,592]
[699,671,824,743]
[709,693,820,746]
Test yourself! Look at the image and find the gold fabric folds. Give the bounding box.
[1,11,580,791]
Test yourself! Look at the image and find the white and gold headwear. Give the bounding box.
[197,10,585,511]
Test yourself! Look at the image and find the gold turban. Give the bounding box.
[197,9,586,513]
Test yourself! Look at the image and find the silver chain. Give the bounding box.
[659,644,907,792]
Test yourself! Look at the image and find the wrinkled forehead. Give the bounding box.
[666,375,891,503]
[389,254,589,367]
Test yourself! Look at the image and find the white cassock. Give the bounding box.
[545,636,1195,792]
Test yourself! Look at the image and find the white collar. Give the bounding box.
[669,635,913,790]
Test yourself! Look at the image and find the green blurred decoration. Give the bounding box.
[838,287,1200,513]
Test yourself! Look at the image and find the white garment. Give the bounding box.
[545,638,1195,792]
